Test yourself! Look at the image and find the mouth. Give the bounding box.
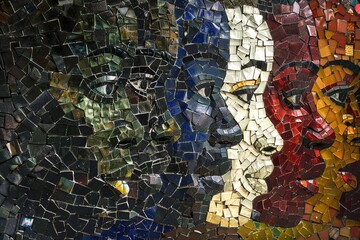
[296,179,319,193]
[243,174,268,194]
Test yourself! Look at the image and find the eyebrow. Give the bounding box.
[87,47,176,65]
[182,53,228,68]
[87,47,131,58]
[274,61,320,76]
[323,60,360,73]
[242,60,268,71]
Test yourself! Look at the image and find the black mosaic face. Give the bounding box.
[0,0,184,238]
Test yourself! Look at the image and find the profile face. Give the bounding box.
[306,0,360,222]
[5,1,181,237]
[206,5,283,227]
[252,62,335,227]
[166,3,243,178]
[251,1,335,227]
[47,4,180,193]
[311,63,360,217]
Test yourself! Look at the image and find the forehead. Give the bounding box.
[271,62,319,91]
[225,6,273,85]
[316,61,360,88]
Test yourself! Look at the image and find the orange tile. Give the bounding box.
[336,47,345,55]
[354,51,360,59]
[325,30,334,39]
[329,39,337,53]
[320,46,332,57]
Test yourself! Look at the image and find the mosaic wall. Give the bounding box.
[0,0,359,239]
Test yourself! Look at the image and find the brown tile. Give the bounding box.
[332,32,346,47]
[337,19,347,33]
[356,29,360,39]
[337,4,347,15]
[318,29,325,39]
[315,16,327,29]
[328,20,337,32]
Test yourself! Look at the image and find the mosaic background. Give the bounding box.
[0,0,359,239]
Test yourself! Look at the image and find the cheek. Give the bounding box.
[264,91,283,127]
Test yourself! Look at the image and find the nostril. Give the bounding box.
[345,121,353,127]
[208,125,243,147]
[150,129,173,143]
[303,125,335,150]
[251,209,261,221]
[303,139,332,150]
[155,136,172,143]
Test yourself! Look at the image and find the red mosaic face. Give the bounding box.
[252,63,335,227]
[251,0,336,227]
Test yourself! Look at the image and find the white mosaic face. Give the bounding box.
[206,5,283,228]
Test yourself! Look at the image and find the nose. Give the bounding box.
[150,110,181,143]
[343,114,354,126]
[208,105,243,147]
[343,113,360,145]
[302,112,335,149]
[108,116,144,149]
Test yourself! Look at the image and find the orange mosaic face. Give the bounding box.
[309,64,360,221]
[306,0,360,223]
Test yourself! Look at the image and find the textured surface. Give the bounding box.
[0,0,358,239]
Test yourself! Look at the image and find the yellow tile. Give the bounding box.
[220,218,229,227]
[325,30,334,39]
[345,45,354,56]
[323,66,333,76]
[320,46,332,57]
[229,218,238,228]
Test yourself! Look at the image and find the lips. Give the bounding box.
[339,171,358,190]
[243,174,268,194]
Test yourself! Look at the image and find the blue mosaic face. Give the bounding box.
[165,0,243,177]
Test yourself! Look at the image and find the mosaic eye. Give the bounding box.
[127,73,155,101]
[324,86,353,106]
[198,86,213,98]
[89,75,118,98]
[282,90,304,110]
[196,81,215,99]
[232,86,257,103]
[94,84,117,96]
